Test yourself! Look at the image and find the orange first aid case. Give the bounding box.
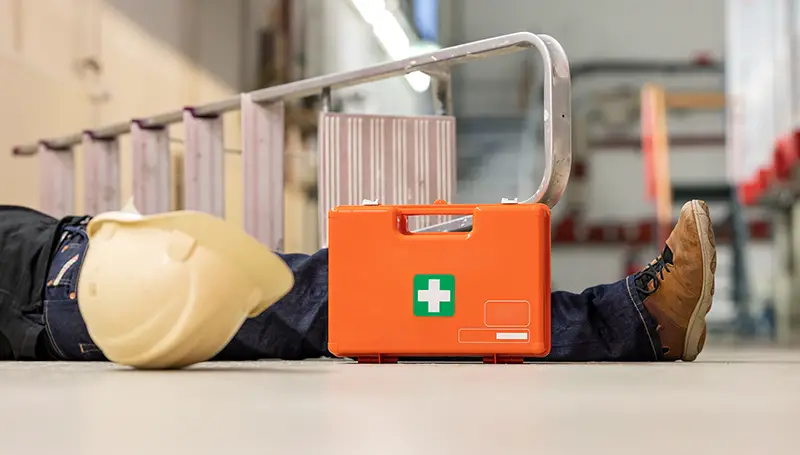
[327,202,551,363]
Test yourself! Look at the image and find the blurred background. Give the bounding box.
[0,0,796,344]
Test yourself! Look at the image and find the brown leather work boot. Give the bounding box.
[633,200,717,361]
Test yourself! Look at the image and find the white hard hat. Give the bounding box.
[77,201,294,369]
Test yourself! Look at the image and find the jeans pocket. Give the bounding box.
[43,299,106,361]
[45,242,86,301]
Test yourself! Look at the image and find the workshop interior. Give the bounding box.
[0,0,798,453]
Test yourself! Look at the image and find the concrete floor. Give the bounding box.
[0,346,797,455]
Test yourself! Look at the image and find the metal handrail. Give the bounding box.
[13,32,572,229]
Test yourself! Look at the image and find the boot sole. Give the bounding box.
[682,200,716,361]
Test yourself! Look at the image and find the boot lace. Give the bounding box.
[634,247,674,296]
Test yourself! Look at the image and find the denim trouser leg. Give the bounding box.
[546,278,663,361]
[46,236,662,362]
[214,249,332,360]
[216,249,664,362]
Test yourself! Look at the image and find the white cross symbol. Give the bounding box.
[417,279,451,313]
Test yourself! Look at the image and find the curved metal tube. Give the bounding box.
[416,33,572,232]
[529,34,572,208]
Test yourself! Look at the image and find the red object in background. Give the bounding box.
[758,168,772,190]
[774,141,790,181]
[739,165,775,207]
[551,215,770,244]
[774,133,800,180]
[739,180,758,206]
[572,160,587,179]
[741,131,800,207]
[794,130,800,155]
[692,52,714,66]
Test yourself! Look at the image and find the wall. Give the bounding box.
[0,0,278,229]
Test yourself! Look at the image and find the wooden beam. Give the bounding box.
[664,91,726,110]
[641,83,672,245]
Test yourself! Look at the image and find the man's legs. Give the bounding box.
[219,200,716,362]
[547,199,716,362]
[547,280,661,361]
[42,241,661,362]
[45,199,715,363]
[215,255,661,362]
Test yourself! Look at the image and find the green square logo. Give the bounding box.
[413,274,455,317]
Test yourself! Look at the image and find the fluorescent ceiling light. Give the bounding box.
[349,0,433,93]
[350,0,385,23]
[371,10,411,58]
[406,71,431,92]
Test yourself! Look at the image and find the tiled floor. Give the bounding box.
[0,346,797,455]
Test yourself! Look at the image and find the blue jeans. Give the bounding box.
[44,229,664,362]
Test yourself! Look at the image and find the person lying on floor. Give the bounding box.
[0,199,715,363]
